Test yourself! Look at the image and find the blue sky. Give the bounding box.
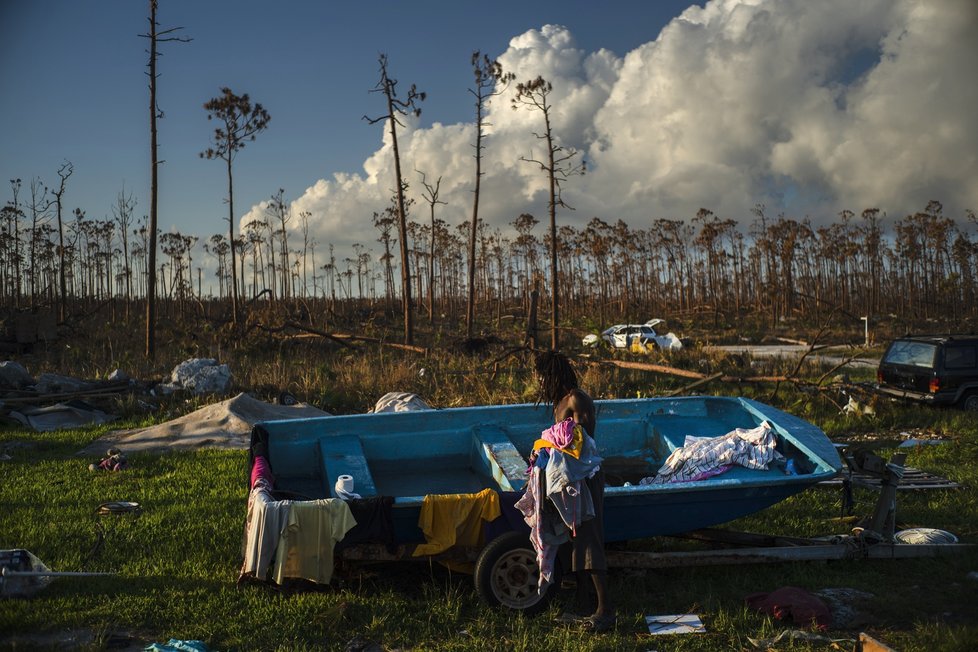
[1,1,695,234]
[2,0,976,277]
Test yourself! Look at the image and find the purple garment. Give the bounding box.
[541,418,576,449]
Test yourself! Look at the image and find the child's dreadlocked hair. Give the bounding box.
[535,350,579,408]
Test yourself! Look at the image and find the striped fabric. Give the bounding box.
[642,421,784,485]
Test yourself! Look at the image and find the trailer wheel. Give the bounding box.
[474,532,560,615]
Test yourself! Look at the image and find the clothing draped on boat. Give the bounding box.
[242,456,355,587]
[240,474,292,582]
[413,488,501,556]
[273,498,356,585]
[641,421,784,485]
[335,496,397,553]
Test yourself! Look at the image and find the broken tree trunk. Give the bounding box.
[286,322,428,355]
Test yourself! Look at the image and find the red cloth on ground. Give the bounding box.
[250,455,274,489]
[745,586,831,631]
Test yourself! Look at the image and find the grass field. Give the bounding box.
[2,349,977,651]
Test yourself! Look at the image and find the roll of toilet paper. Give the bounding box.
[336,474,355,494]
[335,474,361,500]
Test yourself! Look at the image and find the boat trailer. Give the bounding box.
[335,450,969,572]
[605,450,970,569]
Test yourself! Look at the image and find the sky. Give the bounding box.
[2,0,977,281]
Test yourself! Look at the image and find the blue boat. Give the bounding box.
[260,396,842,611]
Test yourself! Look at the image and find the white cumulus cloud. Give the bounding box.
[241,0,978,269]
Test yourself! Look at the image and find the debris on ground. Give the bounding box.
[813,587,875,629]
[858,631,898,652]
[894,528,958,544]
[0,361,34,390]
[645,613,706,635]
[8,400,114,432]
[156,358,232,395]
[77,393,330,455]
[88,447,128,472]
[0,549,53,598]
[0,360,133,430]
[34,372,96,394]
[745,586,832,631]
[0,549,112,599]
[746,629,855,649]
[371,392,432,413]
[145,639,211,652]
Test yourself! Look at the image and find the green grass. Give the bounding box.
[2,387,978,650]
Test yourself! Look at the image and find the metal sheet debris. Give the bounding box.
[645,614,706,635]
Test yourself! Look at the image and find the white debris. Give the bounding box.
[167,358,232,395]
[371,392,431,413]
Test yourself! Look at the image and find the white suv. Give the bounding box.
[582,319,682,351]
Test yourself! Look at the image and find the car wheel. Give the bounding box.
[961,392,978,412]
[474,531,561,615]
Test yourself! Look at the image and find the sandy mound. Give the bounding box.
[78,393,330,456]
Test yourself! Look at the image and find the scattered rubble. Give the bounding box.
[0,361,35,390]
[8,401,114,432]
[157,358,232,395]
[34,372,98,394]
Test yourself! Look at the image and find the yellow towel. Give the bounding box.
[413,488,501,557]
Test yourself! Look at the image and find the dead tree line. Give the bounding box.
[3,182,976,331]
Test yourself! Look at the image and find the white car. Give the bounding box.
[582,319,683,351]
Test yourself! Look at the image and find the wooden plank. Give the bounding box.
[859,632,898,652]
[604,542,973,569]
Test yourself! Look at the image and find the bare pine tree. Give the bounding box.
[141,0,189,358]
[47,161,73,322]
[363,54,425,346]
[466,52,513,339]
[417,170,445,323]
[512,76,583,350]
[200,87,271,325]
[112,183,137,312]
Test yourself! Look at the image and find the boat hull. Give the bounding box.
[261,396,841,544]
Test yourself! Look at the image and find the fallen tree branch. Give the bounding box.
[281,321,359,350]
[598,359,707,380]
[815,349,867,386]
[666,372,724,397]
[321,330,428,355]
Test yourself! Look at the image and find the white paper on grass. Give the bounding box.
[645,614,706,635]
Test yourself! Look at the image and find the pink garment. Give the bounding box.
[542,418,576,449]
[251,456,275,489]
[96,456,127,471]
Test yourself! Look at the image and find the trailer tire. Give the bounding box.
[474,531,560,615]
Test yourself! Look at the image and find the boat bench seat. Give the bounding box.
[471,425,527,492]
[318,434,378,498]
